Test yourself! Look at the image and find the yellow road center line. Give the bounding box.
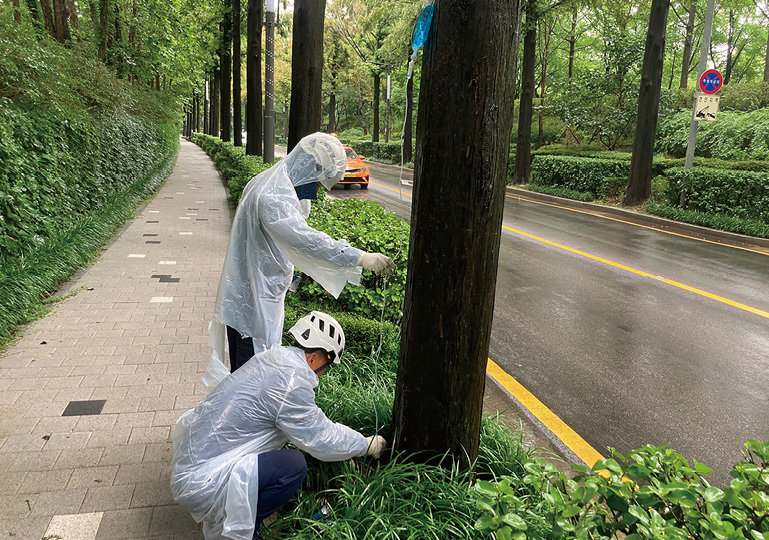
[487,358,605,468]
[370,181,769,320]
[503,224,769,320]
[506,193,769,257]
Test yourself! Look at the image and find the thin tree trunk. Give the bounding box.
[624,0,670,206]
[372,72,380,142]
[246,0,262,155]
[66,0,79,33]
[233,0,242,146]
[204,80,210,135]
[328,93,337,132]
[668,48,677,89]
[568,6,577,80]
[220,16,232,142]
[357,82,368,135]
[403,49,414,164]
[764,29,769,83]
[13,0,21,23]
[212,69,221,137]
[513,3,537,184]
[394,0,518,467]
[287,0,326,152]
[680,0,695,88]
[40,0,55,38]
[725,10,734,85]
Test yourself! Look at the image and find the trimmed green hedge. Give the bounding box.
[341,139,403,164]
[646,202,769,238]
[531,156,630,197]
[189,132,271,203]
[663,167,769,224]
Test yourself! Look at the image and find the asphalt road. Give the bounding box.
[330,160,769,485]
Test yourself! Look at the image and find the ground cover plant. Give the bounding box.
[0,19,179,345]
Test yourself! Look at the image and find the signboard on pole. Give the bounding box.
[695,94,719,121]
[698,69,723,94]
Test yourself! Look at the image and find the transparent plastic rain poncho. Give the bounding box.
[172,346,368,540]
[205,133,364,386]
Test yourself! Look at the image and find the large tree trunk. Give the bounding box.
[246,0,262,155]
[51,0,70,43]
[403,50,414,164]
[513,3,536,184]
[40,0,55,38]
[220,16,233,142]
[233,0,242,146]
[372,71,380,142]
[394,0,517,468]
[287,0,326,152]
[212,70,221,137]
[624,0,670,206]
[680,0,695,89]
[97,0,109,62]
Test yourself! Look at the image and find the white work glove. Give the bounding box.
[364,435,387,459]
[358,252,396,275]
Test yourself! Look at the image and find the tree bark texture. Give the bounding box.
[40,0,55,38]
[97,0,109,62]
[328,93,336,132]
[220,17,233,142]
[233,0,242,146]
[14,0,21,23]
[393,0,517,468]
[287,0,326,152]
[52,0,71,43]
[372,72,380,142]
[246,0,262,155]
[680,0,695,89]
[212,70,221,137]
[624,0,670,206]
[513,4,537,184]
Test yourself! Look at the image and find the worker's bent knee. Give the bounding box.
[281,449,307,486]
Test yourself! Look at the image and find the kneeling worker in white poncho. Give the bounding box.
[171,311,387,540]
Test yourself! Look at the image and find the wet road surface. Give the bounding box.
[330,160,769,484]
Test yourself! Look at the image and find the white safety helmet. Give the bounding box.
[289,311,345,363]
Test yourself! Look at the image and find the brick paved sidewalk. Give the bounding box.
[0,139,226,539]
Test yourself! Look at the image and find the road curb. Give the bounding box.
[506,187,769,251]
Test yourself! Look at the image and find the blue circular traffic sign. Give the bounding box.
[699,69,723,94]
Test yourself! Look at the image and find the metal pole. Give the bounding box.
[264,0,276,163]
[683,0,716,174]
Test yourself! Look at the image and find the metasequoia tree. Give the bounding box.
[288,0,326,151]
[624,0,671,206]
[246,0,262,155]
[393,0,518,467]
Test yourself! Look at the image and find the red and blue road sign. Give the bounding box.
[699,69,723,94]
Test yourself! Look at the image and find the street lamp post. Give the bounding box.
[264,0,276,163]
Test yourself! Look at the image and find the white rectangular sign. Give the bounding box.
[695,94,720,122]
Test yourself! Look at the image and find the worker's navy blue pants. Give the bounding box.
[254,449,307,534]
[226,325,255,373]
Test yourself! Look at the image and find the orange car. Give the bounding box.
[338,145,370,189]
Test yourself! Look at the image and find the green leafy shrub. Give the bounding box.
[646,203,769,239]
[473,440,769,540]
[663,167,769,224]
[531,156,630,194]
[656,109,769,160]
[599,176,627,198]
[525,184,596,201]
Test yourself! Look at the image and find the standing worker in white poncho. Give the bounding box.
[206,132,395,382]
